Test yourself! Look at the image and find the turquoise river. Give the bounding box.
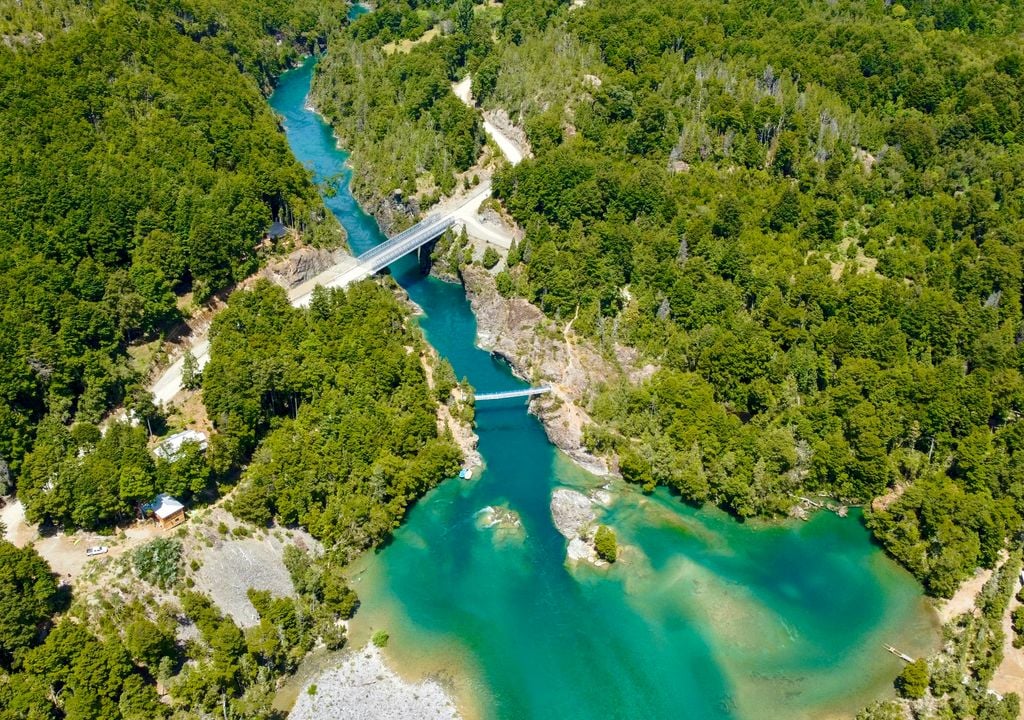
[269,57,939,720]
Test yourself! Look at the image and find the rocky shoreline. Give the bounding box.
[460,264,657,478]
[550,487,609,566]
[289,644,461,720]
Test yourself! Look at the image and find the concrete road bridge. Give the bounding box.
[292,182,495,307]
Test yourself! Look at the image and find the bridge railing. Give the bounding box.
[358,216,456,273]
[357,216,444,262]
[354,182,492,270]
[474,386,551,402]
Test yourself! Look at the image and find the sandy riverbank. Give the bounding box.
[289,644,461,720]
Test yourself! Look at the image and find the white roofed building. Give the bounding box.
[154,429,208,462]
[143,493,186,530]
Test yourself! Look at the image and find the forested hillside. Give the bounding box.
[467,0,1024,601]
[203,280,462,555]
[310,0,490,222]
[0,278,460,719]
[0,0,345,490]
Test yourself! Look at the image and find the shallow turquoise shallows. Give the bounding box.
[269,58,939,720]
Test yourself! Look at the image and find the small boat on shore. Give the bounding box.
[458,468,474,480]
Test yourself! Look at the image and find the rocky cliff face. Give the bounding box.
[262,247,350,289]
[461,265,658,476]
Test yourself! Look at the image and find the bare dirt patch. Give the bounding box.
[191,508,320,627]
[2,498,165,581]
[2,499,37,547]
[935,567,994,625]
[990,573,1024,712]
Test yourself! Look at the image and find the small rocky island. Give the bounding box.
[550,488,612,567]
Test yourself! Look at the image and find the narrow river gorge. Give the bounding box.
[269,56,940,720]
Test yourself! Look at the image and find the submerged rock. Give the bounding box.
[476,505,522,533]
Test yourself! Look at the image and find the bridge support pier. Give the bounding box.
[417,236,438,273]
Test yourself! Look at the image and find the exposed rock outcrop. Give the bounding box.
[550,488,604,566]
[482,109,532,159]
[461,265,657,476]
[262,247,352,289]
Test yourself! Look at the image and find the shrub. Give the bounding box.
[594,525,618,563]
[132,538,183,589]
[372,630,389,647]
[482,246,501,269]
[894,658,929,699]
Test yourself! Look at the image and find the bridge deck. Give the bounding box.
[356,215,456,274]
[474,386,551,402]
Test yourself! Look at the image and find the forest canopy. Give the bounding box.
[203,280,462,554]
[0,0,344,490]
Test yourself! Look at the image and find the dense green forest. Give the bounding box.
[0,2,449,718]
[0,532,366,719]
[203,279,462,554]
[472,0,1024,601]
[304,0,1024,598]
[0,276,461,719]
[0,0,346,493]
[311,0,490,219]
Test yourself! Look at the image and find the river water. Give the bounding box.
[269,58,939,720]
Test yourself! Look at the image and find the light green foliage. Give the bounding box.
[482,246,501,269]
[11,620,166,720]
[372,629,390,647]
[181,350,202,391]
[132,538,183,589]
[154,441,212,501]
[123,615,177,670]
[434,358,459,403]
[19,421,157,530]
[1012,607,1024,648]
[311,17,489,215]
[856,701,906,720]
[208,280,462,553]
[0,0,340,494]
[925,553,1023,717]
[594,525,617,563]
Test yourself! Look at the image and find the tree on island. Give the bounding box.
[594,525,618,563]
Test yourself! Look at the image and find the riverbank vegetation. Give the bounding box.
[470,0,1024,603]
[0,278,462,718]
[204,280,462,555]
[310,0,491,224]
[0,2,460,718]
[862,552,1022,720]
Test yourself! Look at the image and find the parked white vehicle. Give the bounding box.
[85,545,108,557]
